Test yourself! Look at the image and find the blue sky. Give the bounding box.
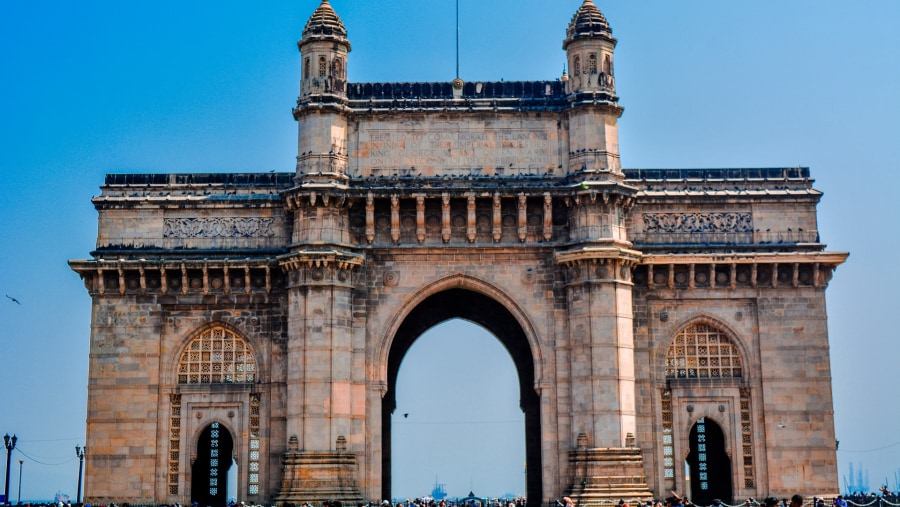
[1,0,898,501]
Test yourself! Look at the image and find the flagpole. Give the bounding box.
[456,0,460,78]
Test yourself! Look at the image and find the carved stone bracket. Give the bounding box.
[284,191,350,211]
[278,250,364,288]
[278,250,364,272]
[555,245,642,284]
[69,258,281,297]
[636,252,848,290]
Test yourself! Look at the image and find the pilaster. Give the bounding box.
[556,244,652,502]
[277,249,365,504]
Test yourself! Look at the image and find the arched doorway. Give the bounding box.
[391,319,525,498]
[686,417,732,505]
[383,288,542,505]
[192,422,235,507]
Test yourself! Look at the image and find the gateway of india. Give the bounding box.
[70,1,847,506]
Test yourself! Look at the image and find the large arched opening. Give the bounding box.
[382,288,543,505]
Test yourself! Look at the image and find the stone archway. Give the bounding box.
[381,288,543,504]
[192,421,235,507]
[686,417,732,505]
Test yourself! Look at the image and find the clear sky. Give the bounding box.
[1,0,898,501]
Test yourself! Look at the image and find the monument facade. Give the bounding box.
[70,1,847,505]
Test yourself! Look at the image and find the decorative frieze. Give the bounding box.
[642,212,752,235]
[164,218,275,239]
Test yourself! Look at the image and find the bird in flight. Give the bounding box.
[5,294,21,305]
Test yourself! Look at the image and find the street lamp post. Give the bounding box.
[75,446,85,505]
[16,461,22,505]
[3,434,17,506]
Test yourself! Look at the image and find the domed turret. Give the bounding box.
[564,0,613,47]
[294,0,351,182]
[297,0,350,98]
[302,0,348,41]
[562,0,623,177]
[563,0,616,95]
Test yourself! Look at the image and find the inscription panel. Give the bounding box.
[350,117,563,178]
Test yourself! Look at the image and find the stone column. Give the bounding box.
[555,195,651,502]
[277,251,364,505]
[276,192,365,505]
[559,256,637,447]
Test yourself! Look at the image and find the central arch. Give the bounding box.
[381,287,543,504]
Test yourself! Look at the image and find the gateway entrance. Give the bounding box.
[390,318,525,498]
[384,290,541,501]
[192,422,234,507]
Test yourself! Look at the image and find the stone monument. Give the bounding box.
[71,1,847,505]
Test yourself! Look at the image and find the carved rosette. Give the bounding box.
[278,250,364,288]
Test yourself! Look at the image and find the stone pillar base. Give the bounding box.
[565,447,654,504]
[275,437,364,506]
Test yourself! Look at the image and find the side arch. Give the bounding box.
[685,416,733,504]
[191,420,236,507]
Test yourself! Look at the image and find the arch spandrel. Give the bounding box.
[372,272,548,395]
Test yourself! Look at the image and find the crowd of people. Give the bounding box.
[6,491,900,507]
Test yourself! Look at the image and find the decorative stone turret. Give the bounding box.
[564,0,623,179]
[294,0,351,185]
[564,0,617,97]
[297,0,350,99]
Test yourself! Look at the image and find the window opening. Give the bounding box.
[665,323,743,379]
[177,326,256,384]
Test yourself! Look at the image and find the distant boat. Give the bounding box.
[431,478,447,501]
[54,492,71,504]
